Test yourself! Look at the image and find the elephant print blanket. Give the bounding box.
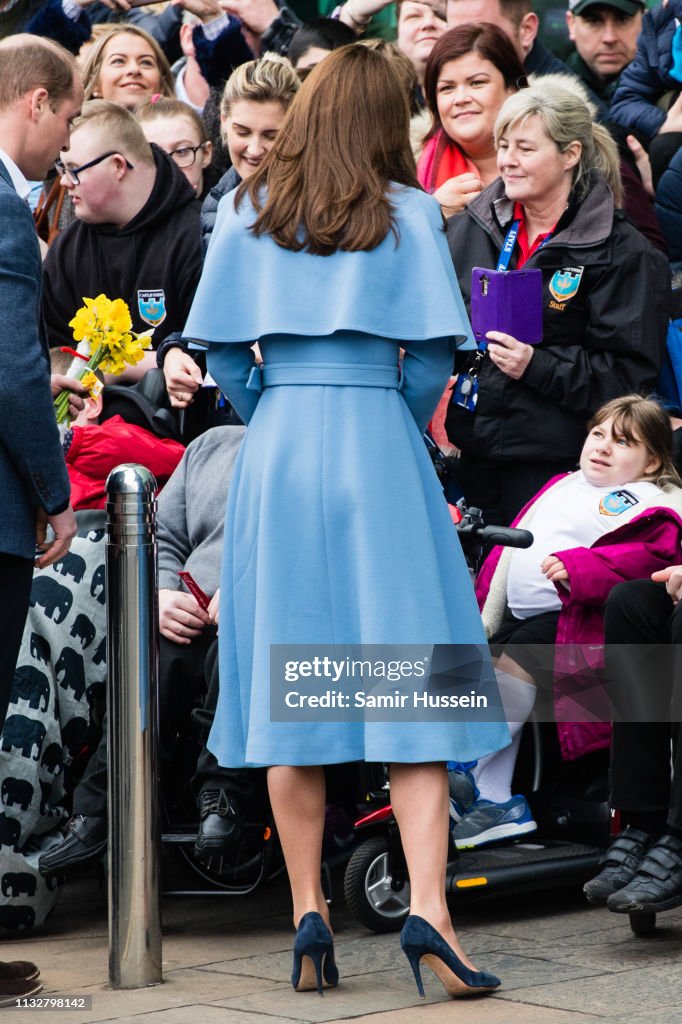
[0,529,106,932]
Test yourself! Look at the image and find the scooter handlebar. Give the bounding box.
[456,523,534,549]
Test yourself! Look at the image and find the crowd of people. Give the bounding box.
[1,0,682,1007]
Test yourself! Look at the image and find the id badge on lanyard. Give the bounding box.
[452,349,484,411]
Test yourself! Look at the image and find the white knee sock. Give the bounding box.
[472,671,537,805]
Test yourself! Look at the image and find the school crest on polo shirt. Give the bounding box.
[549,266,583,304]
[138,289,167,327]
[599,489,639,516]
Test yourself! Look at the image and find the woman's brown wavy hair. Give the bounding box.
[238,44,421,256]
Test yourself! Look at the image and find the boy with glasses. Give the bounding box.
[43,99,203,383]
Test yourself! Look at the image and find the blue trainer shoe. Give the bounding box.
[451,796,537,849]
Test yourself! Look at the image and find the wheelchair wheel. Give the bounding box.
[343,835,410,933]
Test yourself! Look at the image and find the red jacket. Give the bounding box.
[66,415,185,511]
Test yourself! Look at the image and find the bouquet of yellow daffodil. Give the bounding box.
[53,294,153,424]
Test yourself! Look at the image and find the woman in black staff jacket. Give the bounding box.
[445,77,670,526]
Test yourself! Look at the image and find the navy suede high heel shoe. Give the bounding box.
[400,915,501,999]
[291,912,339,995]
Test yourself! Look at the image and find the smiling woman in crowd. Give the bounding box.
[81,25,175,110]
[418,23,526,215]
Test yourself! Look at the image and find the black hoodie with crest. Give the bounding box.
[43,145,202,352]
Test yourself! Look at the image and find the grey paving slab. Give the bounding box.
[452,893,633,943]
[611,1008,682,1024]
[503,962,682,1017]
[210,949,605,1024]
[212,968,441,1022]
[551,923,682,972]
[105,1007,301,1024]
[346,997,601,1024]
[5,1006,291,1024]
[203,932,400,981]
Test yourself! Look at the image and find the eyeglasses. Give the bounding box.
[167,143,208,169]
[55,151,134,186]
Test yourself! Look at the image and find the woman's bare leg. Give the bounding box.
[390,761,477,969]
[267,765,329,928]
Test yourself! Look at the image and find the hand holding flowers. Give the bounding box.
[53,294,153,424]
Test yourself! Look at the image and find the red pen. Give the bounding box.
[178,570,210,611]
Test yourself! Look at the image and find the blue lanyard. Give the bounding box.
[497,220,521,272]
[496,218,552,272]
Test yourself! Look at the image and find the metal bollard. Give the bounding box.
[106,465,162,989]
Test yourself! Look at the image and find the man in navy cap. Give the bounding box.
[566,0,645,115]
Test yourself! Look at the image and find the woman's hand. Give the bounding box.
[159,589,211,644]
[163,349,203,408]
[433,173,482,217]
[486,331,534,379]
[541,555,570,591]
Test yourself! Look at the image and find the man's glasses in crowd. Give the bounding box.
[55,151,135,186]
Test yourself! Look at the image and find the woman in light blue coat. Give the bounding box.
[183,44,507,1002]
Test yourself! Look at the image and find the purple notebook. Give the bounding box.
[471,267,544,345]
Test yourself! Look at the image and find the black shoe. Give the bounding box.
[38,815,107,876]
[194,790,244,868]
[0,978,43,1008]
[607,834,682,913]
[0,961,40,982]
[583,827,654,905]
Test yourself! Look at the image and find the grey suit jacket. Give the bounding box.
[0,159,71,558]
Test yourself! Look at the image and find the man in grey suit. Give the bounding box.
[0,34,83,1005]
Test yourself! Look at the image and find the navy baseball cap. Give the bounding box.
[568,0,645,16]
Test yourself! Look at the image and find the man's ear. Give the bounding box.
[565,11,577,43]
[28,86,50,123]
[518,11,539,56]
[179,22,196,58]
[112,152,130,179]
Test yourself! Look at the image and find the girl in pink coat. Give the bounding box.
[451,395,682,849]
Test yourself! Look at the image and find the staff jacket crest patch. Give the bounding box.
[549,266,583,303]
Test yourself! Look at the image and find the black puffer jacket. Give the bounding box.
[445,177,670,464]
[200,166,241,256]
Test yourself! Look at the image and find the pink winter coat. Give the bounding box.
[475,474,682,760]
